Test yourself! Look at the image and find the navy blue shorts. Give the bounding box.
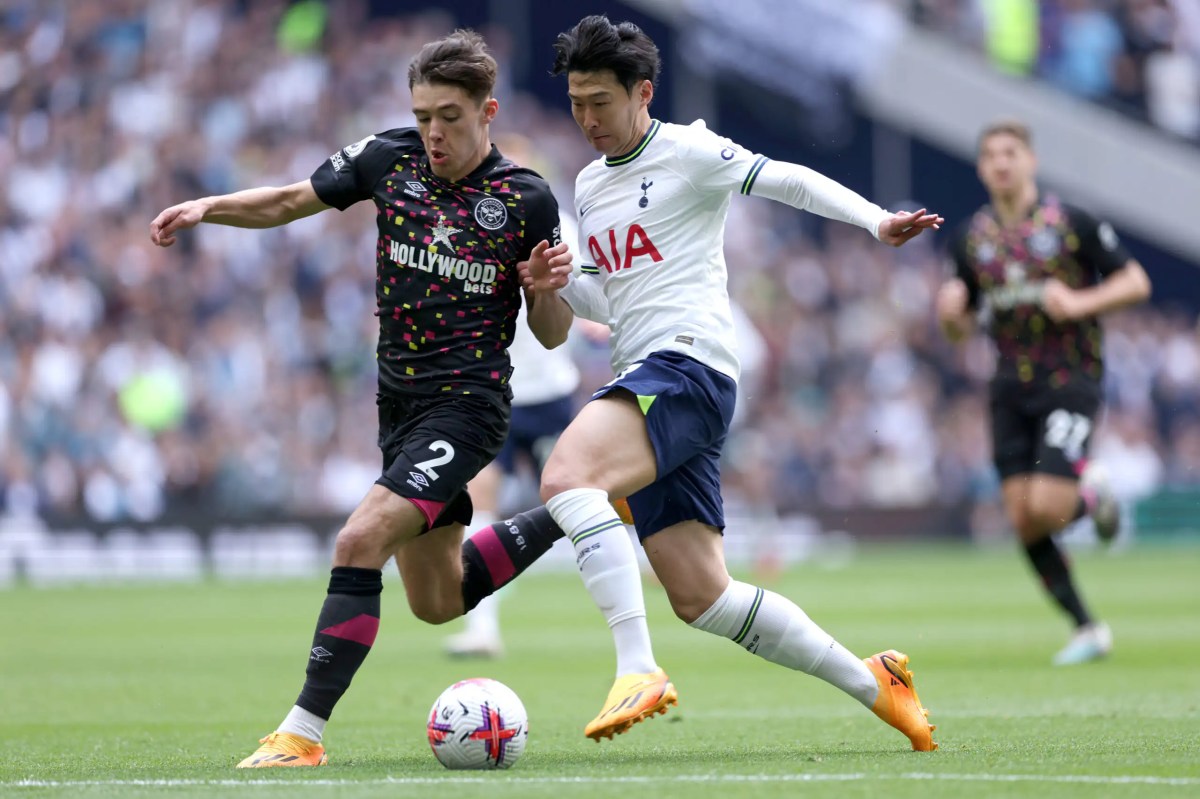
[591,351,737,540]
[494,395,575,478]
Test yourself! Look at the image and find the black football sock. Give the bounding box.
[1023,537,1092,628]
[461,506,564,612]
[295,566,382,719]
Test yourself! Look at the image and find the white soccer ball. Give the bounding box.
[426,678,528,769]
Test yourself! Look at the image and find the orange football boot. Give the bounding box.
[236,732,328,768]
[863,650,938,751]
[584,668,677,741]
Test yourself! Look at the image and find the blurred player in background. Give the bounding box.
[526,15,941,749]
[937,121,1151,666]
[150,31,580,767]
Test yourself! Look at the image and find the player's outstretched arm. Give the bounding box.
[936,278,974,342]
[521,240,575,349]
[1041,260,1151,323]
[150,180,329,247]
[750,160,941,244]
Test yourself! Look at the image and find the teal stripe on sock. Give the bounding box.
[570,518,624,546]
[732,587,764,644]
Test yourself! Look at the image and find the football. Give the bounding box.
[426,678,529,769]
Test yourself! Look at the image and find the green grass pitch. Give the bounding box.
[3,544,1198,798]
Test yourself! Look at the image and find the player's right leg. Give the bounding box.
[237,486,427,768]
[645,521,936,752]
[539,390,669,740]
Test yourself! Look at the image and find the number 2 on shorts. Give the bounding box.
[414,440,455,480]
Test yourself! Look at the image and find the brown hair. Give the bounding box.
[978,120,1033,152]
[407,29,497,103]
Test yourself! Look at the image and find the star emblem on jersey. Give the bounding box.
[431,217,459,251]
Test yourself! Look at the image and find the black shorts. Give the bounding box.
[376,392,510,531]
[989,380,1101,481]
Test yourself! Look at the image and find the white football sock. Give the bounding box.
[278,704,326,743]
[691,580,879,708]
[546,487,657,676]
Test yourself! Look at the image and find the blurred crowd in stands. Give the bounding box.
[912,0,1200,141]
[1,0,1196,531]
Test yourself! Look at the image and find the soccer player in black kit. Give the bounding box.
[151,31,577,767]
[937,121,1151,666]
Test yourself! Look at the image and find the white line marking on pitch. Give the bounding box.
[6,772,1199,788]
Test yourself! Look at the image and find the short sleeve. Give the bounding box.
[1066,205,1131,278]
[517,182,562,261]
[675,121,769,196]
[310,134,392,211]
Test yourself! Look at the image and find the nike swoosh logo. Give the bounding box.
[579,202,597,218]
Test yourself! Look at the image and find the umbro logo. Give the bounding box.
[310,646,333,663]
[409,471,429,488]
[404,181,428,198]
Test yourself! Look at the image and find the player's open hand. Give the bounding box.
[878,209,943,247]
[150,200,207,247]
[1041,278,1084,322]
[519,240,572,293]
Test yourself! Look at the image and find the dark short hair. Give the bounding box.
[407,29,497,103]
[978,120,1033,152]
[552,14,661,93]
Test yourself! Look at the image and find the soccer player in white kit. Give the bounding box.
[525,15,942,750]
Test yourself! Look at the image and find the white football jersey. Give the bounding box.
[562,119,770,382]
[509,213,581,406]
